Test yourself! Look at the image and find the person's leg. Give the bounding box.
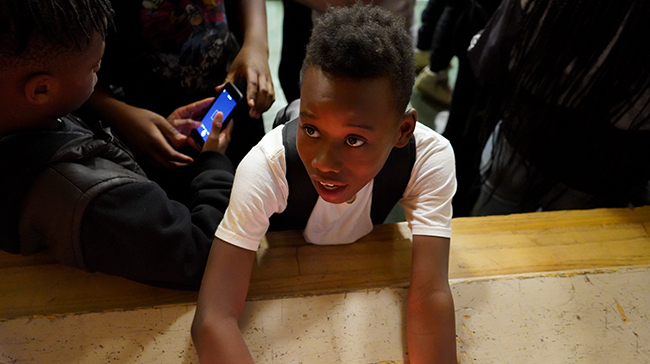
[470,131,546,216]
[439,51,481,217]
[279,0,312,103]
[442,0,503,216]
[427,5,459,72]
[415,0,463,105]
[416,0,446,51]
[415,0,447,72]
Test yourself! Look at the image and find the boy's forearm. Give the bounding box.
[240,0,269,53]
[84,84,121,120]
[192,317,254,364]
[84,85,141,131]
[407,235,457,364]
[192,239,257,363]
[406,286,457,364]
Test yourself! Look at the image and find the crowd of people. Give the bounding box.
[1,0,648,362]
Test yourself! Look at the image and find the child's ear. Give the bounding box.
[394,108,417,148]
[24,73,53,105]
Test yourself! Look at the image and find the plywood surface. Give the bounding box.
[2,266,648,363]
[1,206,650,319]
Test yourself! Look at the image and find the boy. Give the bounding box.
[192,4,457,363]
[0,0,234,290]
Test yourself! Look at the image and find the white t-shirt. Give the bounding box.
[216,122,456,251]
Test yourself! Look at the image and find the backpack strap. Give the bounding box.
[268,100,416,231]
[268,118,319,231]
[272,98,301,129]
[371,135,416,224]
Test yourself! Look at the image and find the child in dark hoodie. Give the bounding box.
[0,0,234,290]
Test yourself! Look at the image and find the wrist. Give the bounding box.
[241,37,269,57]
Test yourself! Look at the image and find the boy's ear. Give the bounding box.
[394,108,417,148]
[24,73,53,105]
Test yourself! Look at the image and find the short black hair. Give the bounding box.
[0,0,114,63]
[301,3,415,113]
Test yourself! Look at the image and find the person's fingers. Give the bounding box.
[246,70,275,119]
[189,98,215,124]
[186,135,201,152]
[169,118,202,136]
[251,73,275,118]
[246,77,259,111]
[159,140,194,165]
[214,83,225,95]
[156,117,185,147]
[202,111,224,152]
[169,98,215,121]
[150,146,194,169]
[216,117,234,154]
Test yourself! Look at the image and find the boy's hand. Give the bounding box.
[83,85,196,169]
[111,106,196,169]
[201,111,234,154]
[220,42,275,119]
[167,98,234,155]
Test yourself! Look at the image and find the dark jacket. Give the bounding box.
[0,115,233,289]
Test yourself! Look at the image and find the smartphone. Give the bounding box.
[191,82,243,148]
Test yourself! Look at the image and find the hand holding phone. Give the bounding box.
[191,82,243,149]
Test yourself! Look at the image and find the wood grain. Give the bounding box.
[1,206,649,319]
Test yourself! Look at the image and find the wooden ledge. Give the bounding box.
[1,206,650,320]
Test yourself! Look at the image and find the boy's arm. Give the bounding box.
[226,0,274,119]
[77,149,234,289]
[407,235,457,364]
[192,237,257,364]
[84,85,196,169]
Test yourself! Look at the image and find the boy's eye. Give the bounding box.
[346,137,365,147]
[93,60,102,73]
[303,126,320,138]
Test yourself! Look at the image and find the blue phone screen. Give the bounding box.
[197,88,238,142]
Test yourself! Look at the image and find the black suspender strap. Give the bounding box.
[268,119,320,231]
[370,135,416,224]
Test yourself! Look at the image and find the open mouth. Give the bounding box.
[320,182,340,190]
[312,177,350,203]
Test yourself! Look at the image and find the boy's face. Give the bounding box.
[50,32,104,116]
[297,66,410,204]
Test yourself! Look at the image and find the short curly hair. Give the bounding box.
[0,0,113,69]
[301,3,415,113]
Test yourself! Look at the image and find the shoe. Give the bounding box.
[414,49,431,73]
[415,66,452,106]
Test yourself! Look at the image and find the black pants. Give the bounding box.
[417,0,463,72]
[439,0,503,216]
[279,0,313,103]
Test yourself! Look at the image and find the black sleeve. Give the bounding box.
[80,151,234,290]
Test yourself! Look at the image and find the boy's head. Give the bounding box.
[0,0,113,131]
[297,4,417,204]
[300,3,415,112]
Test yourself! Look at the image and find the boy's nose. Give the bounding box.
[311,146,343,173]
